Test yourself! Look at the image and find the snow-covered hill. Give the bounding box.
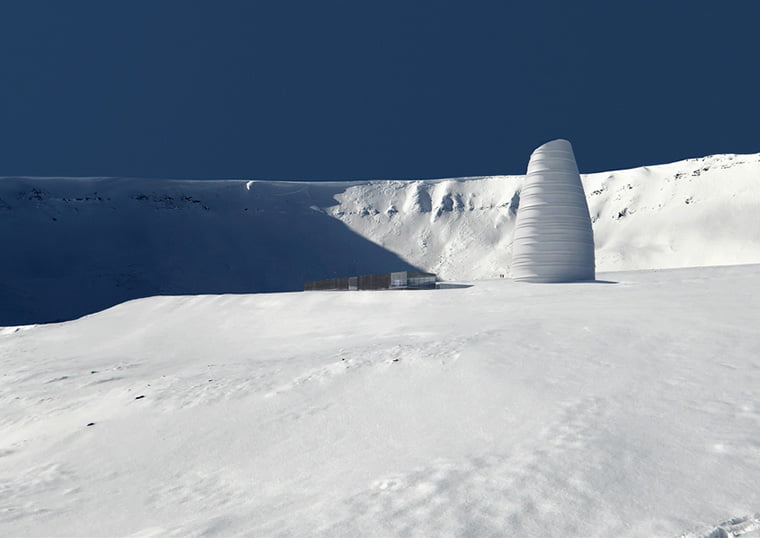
[1,264,759,537]
[0,179,420,325]
[331,152,760,278]
[1,152,759,324]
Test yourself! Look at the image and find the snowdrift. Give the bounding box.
[1,151,759,324]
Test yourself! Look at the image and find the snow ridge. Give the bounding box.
[331,152,760,279]
[1,152,759,324]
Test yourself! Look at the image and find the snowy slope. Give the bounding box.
[1,152,759,324]
[1,264,759,537]
[0,178,420,325]
[331,152,760,278]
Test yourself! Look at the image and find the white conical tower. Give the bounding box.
[511,139,595,282]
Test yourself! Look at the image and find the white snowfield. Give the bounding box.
[1,151,759,324]
[1,152,760,536]
[1,265,759,537]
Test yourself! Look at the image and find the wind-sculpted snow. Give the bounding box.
[1,151,759,324]
[1,264,759,536]
[679,514,760,538]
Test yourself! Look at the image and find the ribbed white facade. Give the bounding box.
[511,139,595,282]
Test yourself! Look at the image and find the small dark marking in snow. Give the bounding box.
[91,376,123,385]
[46,376,69,383]
[86,422,95,427]
[135,395,145,400]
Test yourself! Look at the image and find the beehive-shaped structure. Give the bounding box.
[511,139,595,282]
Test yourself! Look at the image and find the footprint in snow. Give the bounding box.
[678,513,760,538]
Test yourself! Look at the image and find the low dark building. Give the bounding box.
[304,271,437,291]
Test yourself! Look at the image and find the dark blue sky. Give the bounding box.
[1,1,758,179]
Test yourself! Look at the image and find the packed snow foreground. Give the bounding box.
[1,265,759,537]
[1,150,760,536]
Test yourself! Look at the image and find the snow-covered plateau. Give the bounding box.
[1,152,759,537]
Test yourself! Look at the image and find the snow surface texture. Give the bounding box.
[1,264,759,536]
[511,139,595,282]
[1,151,760,324]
